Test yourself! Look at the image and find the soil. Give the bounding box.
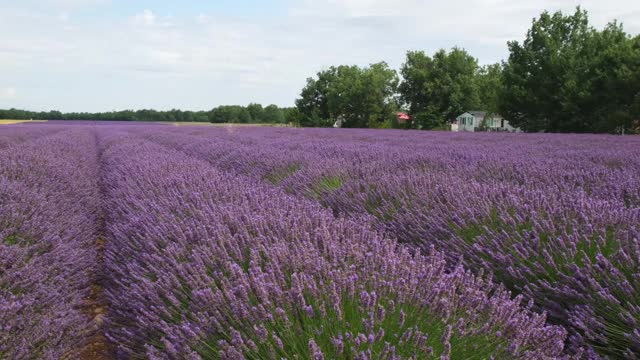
[77,237,111,359]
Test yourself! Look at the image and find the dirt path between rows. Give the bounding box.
[78,131,112,359]
[78,238,110,359]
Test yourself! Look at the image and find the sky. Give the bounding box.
[1,0,639,112]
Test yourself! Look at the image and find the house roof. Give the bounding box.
[468,111,487,118]
[456,111,505,121]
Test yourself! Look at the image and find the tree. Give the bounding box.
[237,108,251,123]
[192,112,209,123]
[295,68,339,127]
[501,8,640,133]
[477,63,503,114]
[247,103,264,123]
[588,29,640,133]
[296,62,399,128]
[284,107,302,126]
[263,104,285,123]
[399,48,481,129]
[208,105,252,123]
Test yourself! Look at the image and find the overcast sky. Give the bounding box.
[1,0,638,112]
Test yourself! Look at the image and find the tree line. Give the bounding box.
[209,104,298,124]
[295,8,640,133]
[0,104,295,124]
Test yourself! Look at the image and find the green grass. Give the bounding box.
[362,190,402,221]
[307,176,343,199]
[1,232,39,248]
[2,233,19,246]
[265,163,300,185]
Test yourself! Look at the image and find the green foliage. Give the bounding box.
[209,104,290,124]
[209,105,252,123]
[307,176,343,198]
[295,69,336,127]
[477,114,493,131]
[501,7,640,133]
[265,163,300,185]
[2,233,18,246]
[0,105,292,124]
[1,232,38,248]
[0,108,216,122]
[477,63,504,114]
[246,103,264,122]
[284,107,303,127]
[399,48,482,129]
[263,104,285,123]
[198,291,508,359]
[296,62,399,128]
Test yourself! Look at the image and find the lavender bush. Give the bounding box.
[138,127,640,358]
[101,135,567,359]
[0,128,101,358]
[0,125,65,150]
[2,123,637,359]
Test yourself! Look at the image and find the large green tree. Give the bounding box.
[477,63,504,114]
[501,8,640,133]
[263,104,285,123]
[296,62,399,128]
[295,69,337,127]
[399,48,481,129]
[209,105,252,123]
[246,103,265,123]
[284,107,302,127]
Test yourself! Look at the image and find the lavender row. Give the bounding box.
[139,127,640,358]
[0,124,65,150]
[140,128,640,209]
[0,128,101,358]
[100,133,568,359]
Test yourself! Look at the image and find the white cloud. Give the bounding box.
[195,13,210,24]
[0,87,17,99]
[133,9,156,26]
[0,1,639,112]
[45,0,108,8]
[290,0,640,55]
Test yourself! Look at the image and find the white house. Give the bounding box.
[451,111,520,132]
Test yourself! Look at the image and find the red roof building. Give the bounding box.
[396,112,410,123]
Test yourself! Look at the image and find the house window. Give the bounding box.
[470,118,474,126]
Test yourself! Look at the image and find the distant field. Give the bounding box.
[168,121,290,127]
[0,119,48,125]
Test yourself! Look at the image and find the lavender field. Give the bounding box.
[1,123,639,359]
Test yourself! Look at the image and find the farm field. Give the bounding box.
[0,120,47,125]
[168,122,290,127]
[1,123,639,359]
